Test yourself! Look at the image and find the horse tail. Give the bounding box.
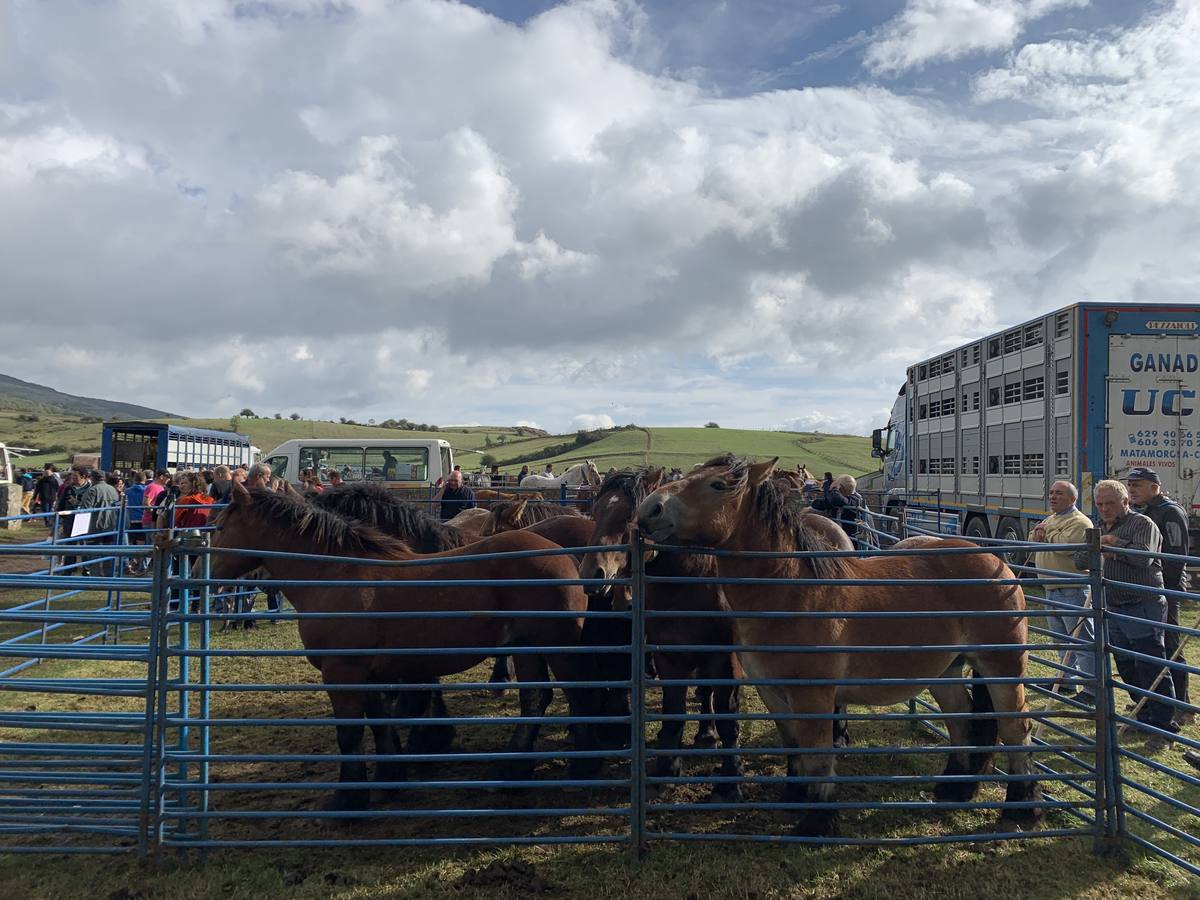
[968,668,997,775]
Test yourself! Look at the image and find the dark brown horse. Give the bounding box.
[205,484,602,813]
[475,500,629,740]
[311,483,470,751]
[637,454,1040,837]
[579,468,745,799]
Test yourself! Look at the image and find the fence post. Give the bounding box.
[630,529,647,858]
[1086,527,1122,853]
[137,540,169,858]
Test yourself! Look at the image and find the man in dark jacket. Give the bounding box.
[812,473,866,541]
[34,465,60,518]
[1128,467,1193,725]
[436,469,476,520]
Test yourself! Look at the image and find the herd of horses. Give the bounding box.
[204,455,1040,838]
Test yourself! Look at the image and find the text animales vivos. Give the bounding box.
[636,454,1040,838]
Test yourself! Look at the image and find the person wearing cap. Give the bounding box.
[1032,481,1095,699]
[1127,466,1193,725]
[1074,479,1177,749]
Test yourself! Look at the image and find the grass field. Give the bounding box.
[0,525,1196,898]
[0,411,876,477]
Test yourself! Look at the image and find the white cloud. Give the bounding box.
[1,0,1197,439]
[866,0,1088,75]
[570,413,617,431]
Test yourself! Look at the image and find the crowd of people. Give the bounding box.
[1032,467,1192,753]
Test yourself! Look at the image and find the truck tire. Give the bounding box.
[996,517,1028,569]
[964,517,990,541]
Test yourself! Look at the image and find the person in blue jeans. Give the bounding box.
[1031,480,1095,698]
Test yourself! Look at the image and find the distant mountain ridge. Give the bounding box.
[0,373,176,419]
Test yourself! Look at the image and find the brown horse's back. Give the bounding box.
[520,516,596,554]
[355,530,589,681]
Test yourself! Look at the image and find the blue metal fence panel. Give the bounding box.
[0,493,1195,877]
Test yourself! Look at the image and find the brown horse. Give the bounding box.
[205,484,602,813]
[476,503,627,737]
[580,468,746,799]
[480,498,585,536]
[636,454,1040,837]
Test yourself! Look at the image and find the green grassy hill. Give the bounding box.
[0,411,874,477]
[489,427,874,476]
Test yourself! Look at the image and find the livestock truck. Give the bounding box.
[871,302,1200,555]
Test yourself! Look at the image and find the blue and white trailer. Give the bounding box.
[872,302,1200,552]
[101,422,256,473]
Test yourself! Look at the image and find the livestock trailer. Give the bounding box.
[101,422,256,473]
[872,302,1200,552]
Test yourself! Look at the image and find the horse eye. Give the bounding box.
[710,480,727,491]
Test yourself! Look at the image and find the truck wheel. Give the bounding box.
[964,517,990,541]
[996,517,1028,569]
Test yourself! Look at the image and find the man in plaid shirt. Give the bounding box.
[1075,479,1179,750]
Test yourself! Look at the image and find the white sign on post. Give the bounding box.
[70,512,91,537]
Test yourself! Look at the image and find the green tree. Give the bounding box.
[239,408,256,417]
[290,413,301,421]
[704,421,720,428]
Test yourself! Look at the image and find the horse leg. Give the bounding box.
[366,691,407,798]
[928,666,991,804]
[971,653,1042,831]
[708,654,744,803]
[779,687,840,838]
[649,654,689,797]
[489,654,514,698]
[693,684,719,748]
[497,655,552,781]
[407,680,457,754]
[324,680,370,815]
[545,651,605,779]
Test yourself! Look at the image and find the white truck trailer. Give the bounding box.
[871,302,1200,553]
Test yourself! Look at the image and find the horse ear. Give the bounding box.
[642,467,665,493]
[746,457,779,487]
[232,481,252,505]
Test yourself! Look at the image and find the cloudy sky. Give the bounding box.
[2,0,1198,434]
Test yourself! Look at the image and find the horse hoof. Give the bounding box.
[706,783,743,804]
[407,724,456,755]
[692,732,719,749]
[598,725,631,750]
[934,780,981,804]
[324,790,370,821]
[567,756,604,781]
[495,760,536,782]
[791,810,840,838]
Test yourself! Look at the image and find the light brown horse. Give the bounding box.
[480,498,585,536]
[636,454,1040,837]
[204,484,602,813]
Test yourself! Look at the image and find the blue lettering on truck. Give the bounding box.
[1129,352,1199,373]
[1121,389,1196,417]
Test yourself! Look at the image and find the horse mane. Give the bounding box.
[705,454,851,579]
[491,499,583,525]
[237,487,410,557]
[596,469,652,508]
[312,482,468,552]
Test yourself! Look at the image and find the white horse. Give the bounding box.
[519,460,601,491]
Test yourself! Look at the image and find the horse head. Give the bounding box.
[198,481,270,582]
[580,468,663,598]
[638,454,777,546]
